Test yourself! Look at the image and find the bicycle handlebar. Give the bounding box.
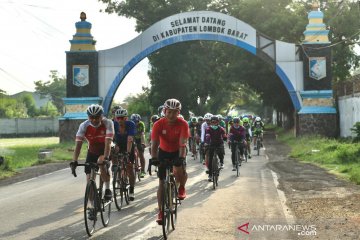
[70,161,110,178]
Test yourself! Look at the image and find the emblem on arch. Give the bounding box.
[309,57,326,80]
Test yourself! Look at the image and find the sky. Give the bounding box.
[0,0,150,103]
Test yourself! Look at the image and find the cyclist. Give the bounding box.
[204,115,227,181]
[252,116,265,150]
[71,104,114,204]
[188,117,198,156]
[201,113,212,166]
[113,108,137,201]
[242,117,252,159]
[217,114,226,129]
[151,98,189,225]
[148,114,161,154]
[131,113,147,178]
[228,117,246,170]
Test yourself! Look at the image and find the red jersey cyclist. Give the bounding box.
[151,98,190,225]
[71,104,114,203]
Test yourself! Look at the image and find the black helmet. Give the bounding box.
[211,116,219,122]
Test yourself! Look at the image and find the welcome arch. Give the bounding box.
[97,11,304,114]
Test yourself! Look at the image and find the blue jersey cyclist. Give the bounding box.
[113,108,137,201]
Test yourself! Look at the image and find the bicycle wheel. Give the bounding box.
[235,148,240,177]
[162,182,171,239]
[170,179,178,230]
[122,172,130,205]
[243,144,248,163]
[212,154,218,189]
[113,167,123,210]
[84,181,98,236]
[99,182,111,227]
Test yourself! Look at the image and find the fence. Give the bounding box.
[335,74,360,137]
[0,118,59,137]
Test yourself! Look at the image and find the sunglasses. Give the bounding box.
[89,115,101,120]
[116,116,125,120]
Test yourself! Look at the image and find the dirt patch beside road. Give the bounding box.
[266,133,360,239]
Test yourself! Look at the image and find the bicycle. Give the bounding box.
[233,141,242,177]
[254,133,262,156]
[112,152,131,211]
[70,161,112,237]
[133,146,142,182]
[149,158,181,239]
[199,143,205,164]
[191,136,198,161]
[209,146,222,189]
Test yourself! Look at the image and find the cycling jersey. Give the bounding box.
[151,117,190,152]
[204,126,226,145]
[187,121,197,137]
[134,121,145,140]
[113,120,136,146]
[229,125,246,142]
[76,118,114,155]
[201,121,209,143]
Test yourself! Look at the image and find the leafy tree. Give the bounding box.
[34,70,66,114]
[124,87,152,118]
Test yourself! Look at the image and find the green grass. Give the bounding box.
[0,137,88,179]
[277,131,360,185]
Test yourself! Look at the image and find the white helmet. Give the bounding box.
[87,104,103,117]
[255,117,261,121]
[204,113,212,120]
[115,109,128,117]
[216,114,223,120]
[163,98,182,110]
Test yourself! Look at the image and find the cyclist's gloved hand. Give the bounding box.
[70,161,78,177]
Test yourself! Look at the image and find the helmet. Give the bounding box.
[163,98,182,110]
[87,104,103,117]
[198,116,204,122]
[242,117,249,123]
[204,113,212,120]
[233,117,240,123]
[191,117,197,122]
[158,105,164,115]
[239,120,244,126]
[151,114,160,123]
[211,116,219,122]
[217,114,223,120]
[115,109,128,117]
[111,105,122,114]
[255,117,261,121]
[130,113,141,122]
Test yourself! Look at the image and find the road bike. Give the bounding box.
[254,132,262,156]
[112,152,130,211]
[209,146,222,189]
[70,161,112,236]
[199,143,205,164]
[191,136,199,161]
[233,141,242,177]
[133,146,142,182]
[149,158,181,239]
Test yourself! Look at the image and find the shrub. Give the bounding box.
[350,122,360,142]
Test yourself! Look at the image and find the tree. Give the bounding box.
[99,0,360,121]
[34,70,66,114]
[124,87,152,118]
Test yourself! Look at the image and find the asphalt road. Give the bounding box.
[0,141,296,240]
